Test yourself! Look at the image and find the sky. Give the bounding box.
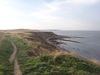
[0,0,100,30]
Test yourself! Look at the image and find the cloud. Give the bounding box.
[0,0,99,30]
[69,0,99,4]
[30,0,89,28]
[31,0,62,22]
[31,12,58,22]
[30,0,90,30]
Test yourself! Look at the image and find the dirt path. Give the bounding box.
[14,58,22,75]
[8,40,17,63]
[8,39,22,75]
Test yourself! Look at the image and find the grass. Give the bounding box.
[16,54,100,75]
[0,38,13,75]
[10,33,100,75]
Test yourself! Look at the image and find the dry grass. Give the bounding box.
[90,59,100,65]
[0,32,5,45]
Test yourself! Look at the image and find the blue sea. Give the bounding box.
[53,30,100,62]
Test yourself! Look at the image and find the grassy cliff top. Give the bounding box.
[0,29,100,75]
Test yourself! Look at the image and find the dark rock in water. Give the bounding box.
[78,50,80,51]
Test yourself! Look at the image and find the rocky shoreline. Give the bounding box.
[44,33,100,65]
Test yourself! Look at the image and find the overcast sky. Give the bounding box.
[0,0,100,30]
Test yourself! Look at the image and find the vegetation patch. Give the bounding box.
[8,32,100,75]
[17,54,100,75]
[0,39,13,75]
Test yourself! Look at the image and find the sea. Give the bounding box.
[52,30,100,62]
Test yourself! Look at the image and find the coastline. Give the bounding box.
[45,33,100,65]
[4,30,100,65]
[1,29,100,74]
